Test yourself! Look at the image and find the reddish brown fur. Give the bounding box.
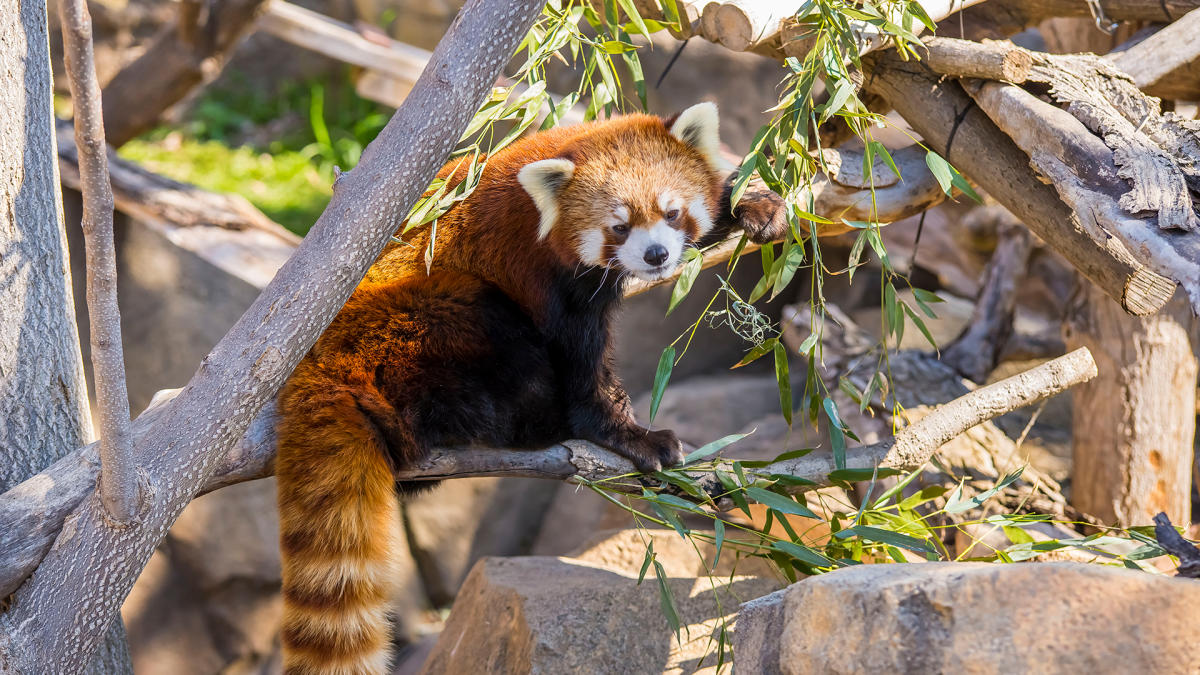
[276,113,730,675]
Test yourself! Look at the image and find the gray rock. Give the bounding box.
[735,562,1200,674]
[421,556,779,675]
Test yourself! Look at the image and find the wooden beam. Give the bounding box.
[863,52,1175,315]
[1108,9,1200,100]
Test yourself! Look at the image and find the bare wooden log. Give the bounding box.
[943,215,1035,382]
[1108,9,1200,100]
[0,1,547,670]
[965,80,1200,311]
[59,0,137,523]
[923,37,1033,82]
[863,52,1175,315]
[257,0,430,102]
[1065,282,1196,527]
[958,0,1200,40]
[700,1,799,52]
[100,0,270,147]
[54,118,297,245]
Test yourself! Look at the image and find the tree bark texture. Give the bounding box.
[1064,283,1196,526]
[59,0,138,523]
[0,1,546,671]
[0,0,131,670]
[863,52,1175,315]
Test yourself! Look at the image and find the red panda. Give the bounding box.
[274,103,786,674]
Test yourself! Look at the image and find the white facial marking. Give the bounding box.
[613,205,630,224]
[617,220,687,281]
[689,195,714,235]
[576,229,605,266]
[658,190,681,214]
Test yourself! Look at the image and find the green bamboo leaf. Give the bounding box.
[713,519,726,568]
[925,150,954,195]
[774,341,793,426]
[649,345,675,423]
[667,249,703,315]
[823,396,846,470]
[684,430,752,464]
[945,467,1025,513]
[746,487,818,519]
[653,559,681,637]
[772,540,833,568]
[836,525,936,554]
[732,338,776,369]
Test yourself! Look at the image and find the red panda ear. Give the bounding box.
[669,102,721,170]
[518,158,576,239]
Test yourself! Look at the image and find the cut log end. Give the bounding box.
[1123,268,1177,315]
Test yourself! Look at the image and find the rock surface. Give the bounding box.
[735,562,1200,674]
[421,555,780,675]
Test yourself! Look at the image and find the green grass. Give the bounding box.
[117,71,391,235]
[119,137,332,234]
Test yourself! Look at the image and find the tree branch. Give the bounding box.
[0,345,1098,602]
[100,0,271,147]
[59,0,137,523]
[942,212,1034,382]
[0,1,546,670]
[1107,9,1200,101]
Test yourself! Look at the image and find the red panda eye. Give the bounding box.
[612,223,630,234]
[665,209,680,222]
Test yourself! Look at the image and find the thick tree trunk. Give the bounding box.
[1064,283,1196,526]
[0,0,132,670]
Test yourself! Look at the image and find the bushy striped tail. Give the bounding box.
[276,367,404,675]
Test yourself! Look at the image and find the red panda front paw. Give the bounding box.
[611,427,684,473]
[734,184,788,244]
[718,173,788,245]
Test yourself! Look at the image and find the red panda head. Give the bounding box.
[517,103,725,282]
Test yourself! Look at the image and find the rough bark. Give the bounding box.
[964,79,1200,311]
[0,1,546,671]
[99,0,271,147]
[1108,9,1200,102]
[863,52,1175,315]
[0,0,131,670]
[1064,282,1196,527]
[60,0,137,523]
[957,0,1200,40]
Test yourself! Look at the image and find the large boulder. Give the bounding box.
[421,554,780,675]
[735,562,1200,674]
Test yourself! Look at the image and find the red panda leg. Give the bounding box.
[276,360,405,675]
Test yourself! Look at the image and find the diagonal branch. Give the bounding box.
[0,1,547,671]
[0,346,1097,603]
[59,0,137,523]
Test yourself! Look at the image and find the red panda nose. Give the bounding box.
[644,245,669,266]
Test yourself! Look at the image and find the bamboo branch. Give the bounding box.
[59,0,137,523]
[0,1,547,670]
